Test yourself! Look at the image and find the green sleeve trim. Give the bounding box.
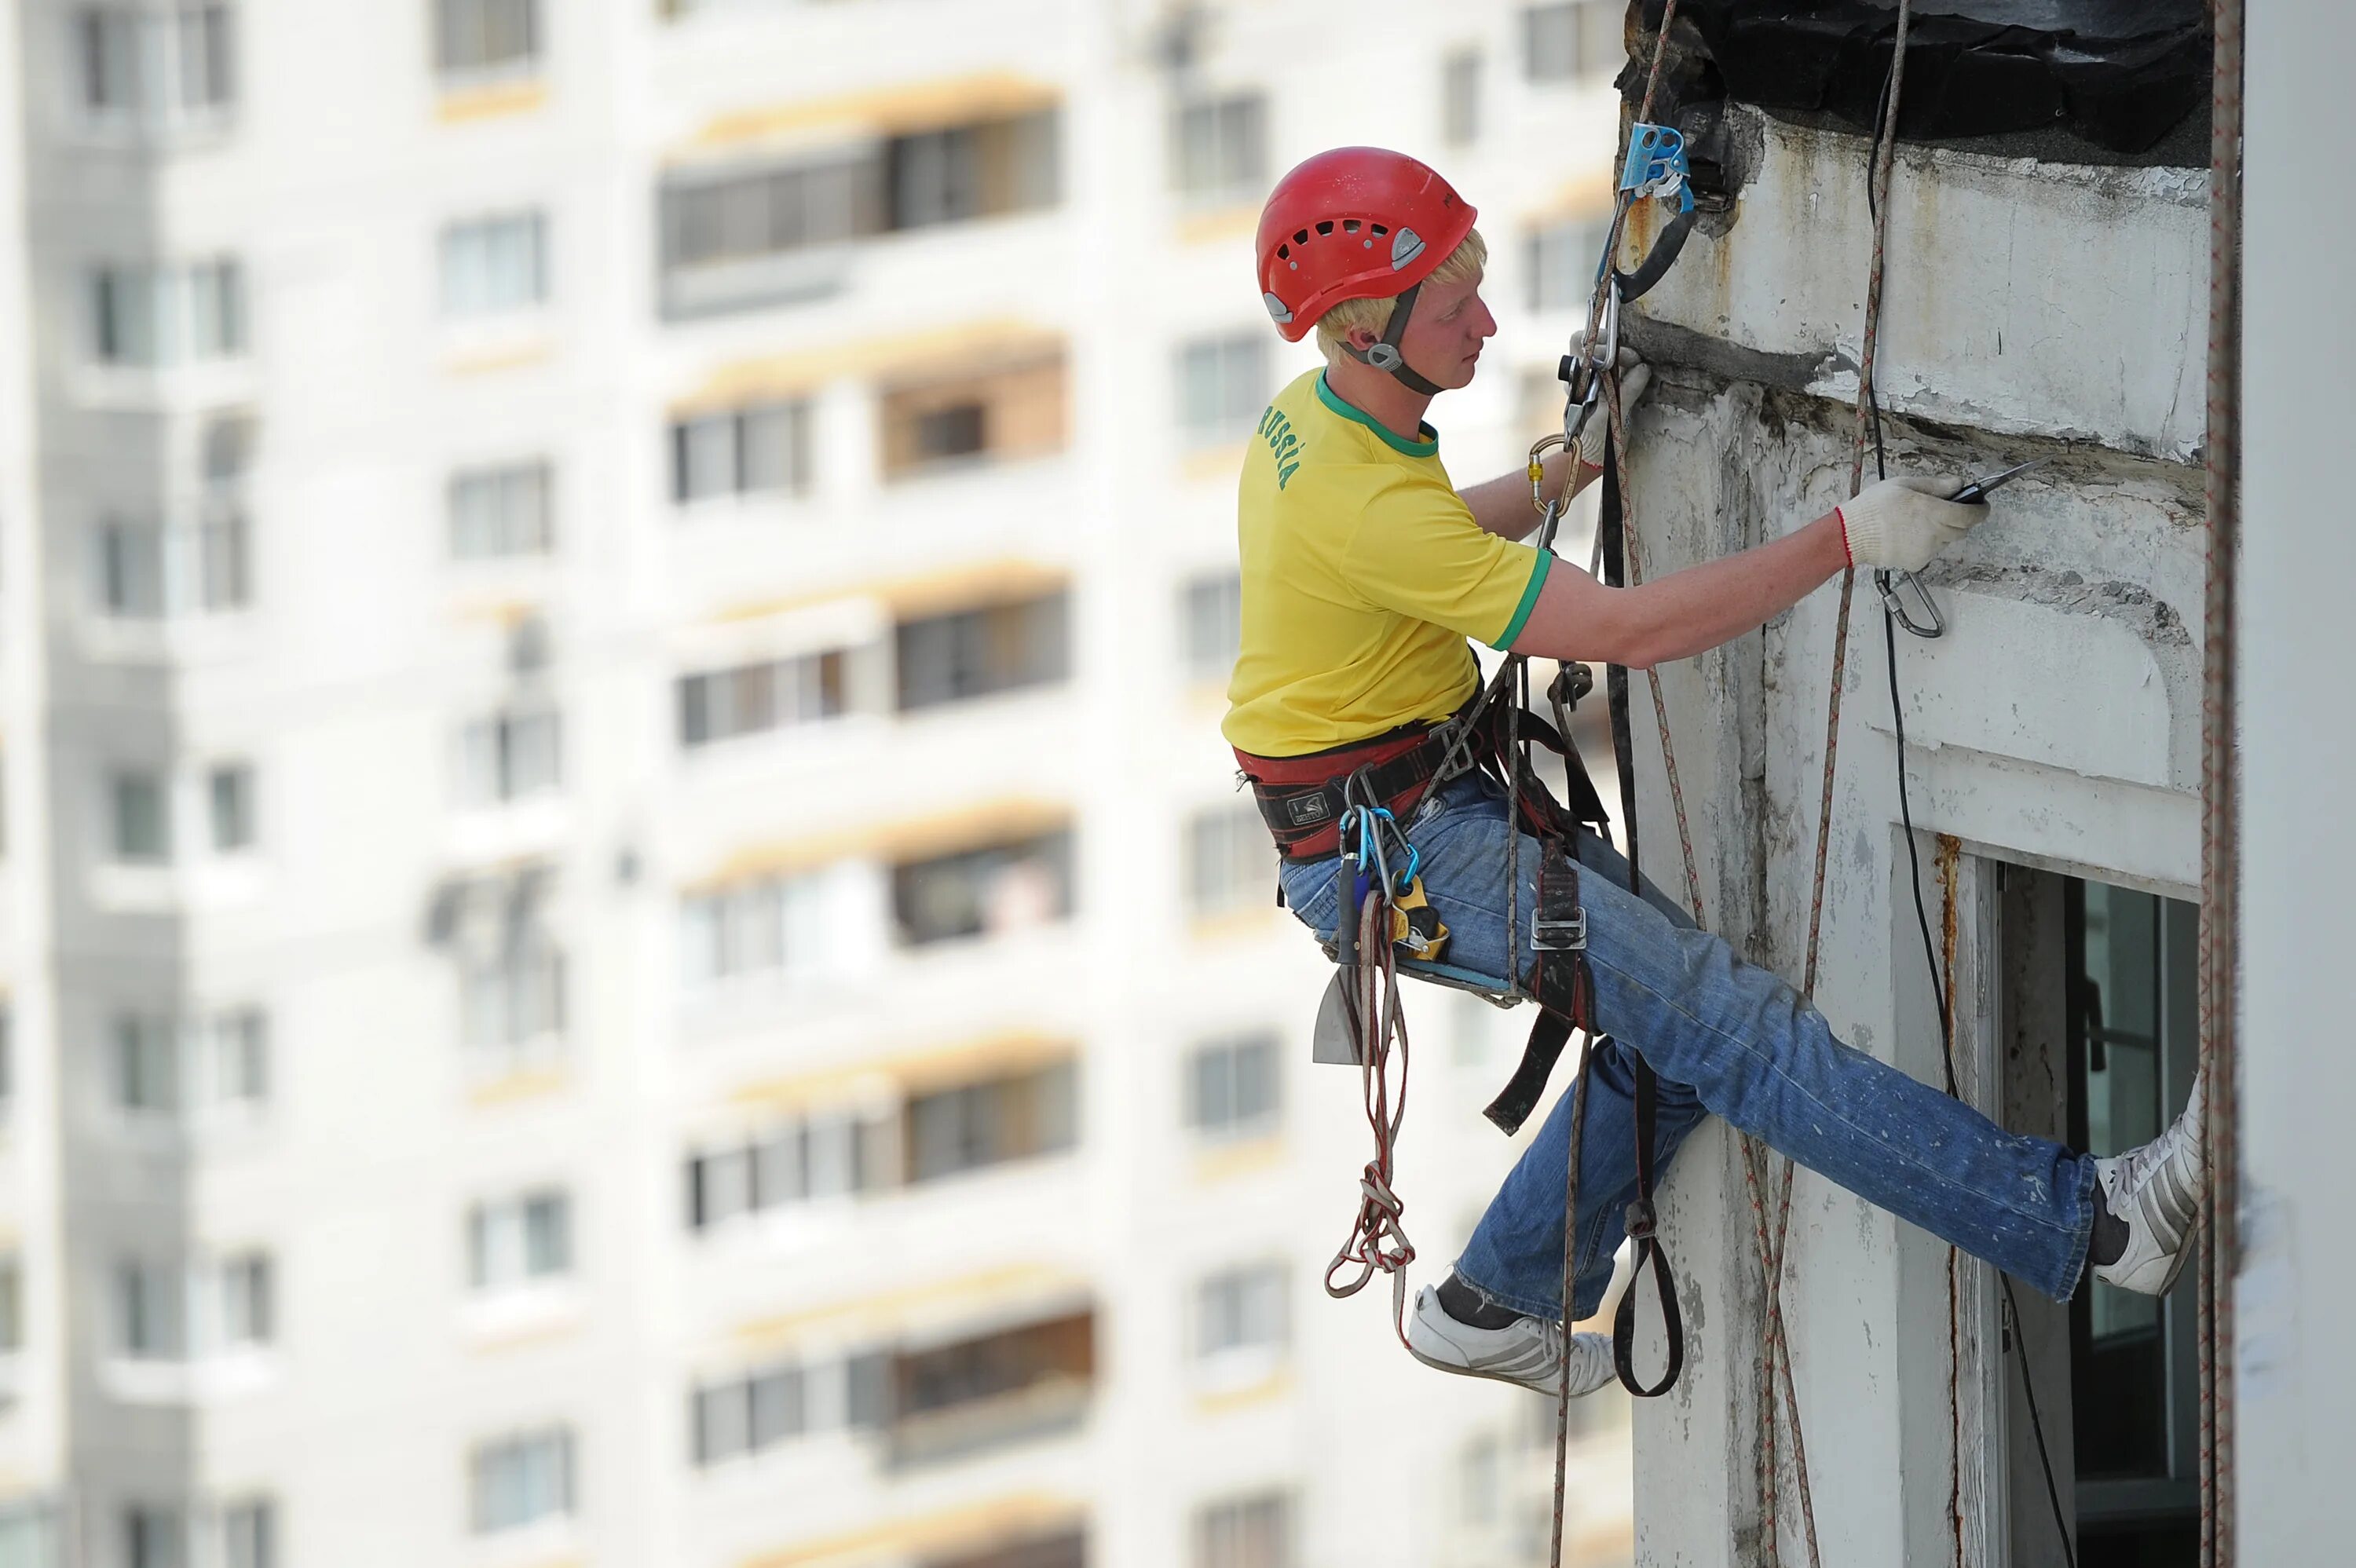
[1490,548,1553,650]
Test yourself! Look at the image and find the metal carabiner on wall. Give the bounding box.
[1875,568,1946,639]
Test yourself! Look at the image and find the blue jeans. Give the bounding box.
[1279,771,2099,1320]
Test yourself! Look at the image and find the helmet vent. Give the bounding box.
[1275,243,1290,259]
[1316,220,1334,236]
[1369,223,1388,236]
[1343,219,1361,233]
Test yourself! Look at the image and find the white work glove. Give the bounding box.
[1836,474,1983,573]
[1564,338,1653,470]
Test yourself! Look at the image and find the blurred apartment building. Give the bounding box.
[0,2,1641,1565]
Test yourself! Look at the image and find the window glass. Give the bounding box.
[1194,1492,1291,1568]
[1181,572,1242,682]
[221,1501,273,1568]
[1173,93,1267,199]
[470,1428,573,1534]
[450,461,553,559]
[1176,334,1269,444]
[1443,49,1483,146]
[437,0,540,76]
[895,593,1069,711]
[891,829,1074,945]
[1183,804,1271,919]
[440,212,547,318]
[208,763,254,852]
[2065,878,2201,1541]
[112,773,169,861]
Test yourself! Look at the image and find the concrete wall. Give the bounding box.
[1615,107,2210,1564]
[2237,0,2356,1557]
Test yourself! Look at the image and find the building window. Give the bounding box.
[905,1059,1078,1184]
[657,156,871,317]
[887,110,1059,231]
[1172,92,1267,201]
[449,460,553,560]
[468,1190,571,1292]
[458,706,562,806]
[1183,804,1271,919]
[678,872,838,990]
[1194,1263,1287,1362]
[1175,333,1269,447]
[685,1110,878,1231]
[435,0,538,79]
[690,1362,804,1467]
[91,259,244,367]
[78,3,236,131]
[111,771,170,862]
[895,591,1069,711]
[216,1252,273,1349]
[470,1427,573,1536]
[891,828,1074,947]
[112,1009,267,1117]
[1442,48,1483,147]
[879,355,1067,481]
[114,1263,182,1359]
[459,943,565,1068]
[2065,876,2201,1555]
[1527,217,1613,313]
[207,763,254,852]
[211,1008,268,1107]
[669,401,811,504]
[1194,1492,1292,1568]
[123,1508,185,1568]
[115,1014,179,1113]
[1180,571,1242,684]
[1186,1032,1279,1139]
[678,649,845,749]
[93,510,250,620]
[0,1254,21,1354]
[656,108,1055,319]
[1523,1,1622,83]
[439,211,547,319]
[892,1311,1095,1457]
[220,1500,275,1568]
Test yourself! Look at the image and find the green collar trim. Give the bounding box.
[1315,372,1439,458]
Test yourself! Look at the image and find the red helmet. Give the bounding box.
[1256,148,1479,344]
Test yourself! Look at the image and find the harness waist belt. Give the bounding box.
[1234,722,1447,862]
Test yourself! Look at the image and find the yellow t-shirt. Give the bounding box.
[1220,369,1552,758]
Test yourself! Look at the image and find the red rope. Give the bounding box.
[1323,896,1418,1351]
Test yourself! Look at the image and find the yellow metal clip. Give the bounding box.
[1388,876,1451,961]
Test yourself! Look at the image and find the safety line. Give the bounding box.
[2197,0,2243,1561]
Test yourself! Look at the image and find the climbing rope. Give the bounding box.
[2197,0,2243,1561]
[1739,5,1919,1565]
[1322,807,1423,1350]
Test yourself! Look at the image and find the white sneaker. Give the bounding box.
[2092,1071,2207,1296]
[1406,1283,1618,1398]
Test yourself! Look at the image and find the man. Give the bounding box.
[1225,148,2205,1396]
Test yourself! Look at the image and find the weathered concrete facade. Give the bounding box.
[1610,105,2211,1564]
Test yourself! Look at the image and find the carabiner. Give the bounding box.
[1875,569,1946,640]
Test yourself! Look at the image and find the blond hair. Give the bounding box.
[1313,228,1489,362]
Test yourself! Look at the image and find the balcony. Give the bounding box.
[882,1310,1095,1471]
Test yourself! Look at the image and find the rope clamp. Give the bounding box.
[1619,122,1697,217]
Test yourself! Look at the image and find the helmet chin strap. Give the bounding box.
[1343,282,1447,397]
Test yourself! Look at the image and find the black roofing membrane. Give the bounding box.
[1647,0,2209,153]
